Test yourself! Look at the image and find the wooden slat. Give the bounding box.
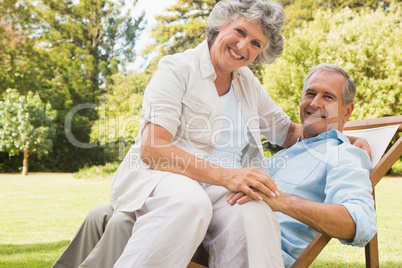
[345,115,402,130]
[290,233,331,268]
[187,262,207,268]
[365,234,380,268]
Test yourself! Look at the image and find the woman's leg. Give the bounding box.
[203,186,283,268]
[114,174,213,268]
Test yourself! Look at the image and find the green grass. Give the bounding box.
[0,173,110,267]
[0,173,401,267]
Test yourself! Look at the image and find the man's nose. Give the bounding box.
[310,95,324,108]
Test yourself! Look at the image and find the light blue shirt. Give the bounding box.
[267,129,377,267]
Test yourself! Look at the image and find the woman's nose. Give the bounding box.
[237,39,248,51]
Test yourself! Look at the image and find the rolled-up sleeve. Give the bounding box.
[324,145,377,247]
[142,56,186,137]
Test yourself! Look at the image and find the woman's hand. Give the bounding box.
[223,168,280,202]
[227,191,251,205]
[347,136,372,159]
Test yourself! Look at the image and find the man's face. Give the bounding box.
[300,70,354,140]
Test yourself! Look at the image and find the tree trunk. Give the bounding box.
[22,150,29,176]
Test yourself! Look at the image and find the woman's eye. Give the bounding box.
[252,41,261,48]
[235,29,245,36]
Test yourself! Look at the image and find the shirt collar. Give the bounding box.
[197,40,242,82]
[298,129,349,145]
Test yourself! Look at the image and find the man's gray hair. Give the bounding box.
[206,0,285,65]
[303,63,356,105]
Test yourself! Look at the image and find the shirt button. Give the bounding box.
[284,155,288,159]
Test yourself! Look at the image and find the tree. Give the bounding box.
[0,0,147,172]
[282,0,395,34]
[36,0,145,104]
[0,89,57,175]
[143,0,215,60]
[263,4,402,123]
[90,71,150,158]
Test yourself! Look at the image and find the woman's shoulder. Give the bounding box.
[157,48,200,75]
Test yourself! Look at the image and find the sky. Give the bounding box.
[129,0,178,71]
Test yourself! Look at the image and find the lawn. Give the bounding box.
[0,173,400,267]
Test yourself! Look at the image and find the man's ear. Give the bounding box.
[343,103,354,123]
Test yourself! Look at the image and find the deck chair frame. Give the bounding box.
[188,115,402,268]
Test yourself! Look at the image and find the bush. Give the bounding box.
[73,162,120,179]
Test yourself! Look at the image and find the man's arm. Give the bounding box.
[228,191,356,239]
[262,193,356,239]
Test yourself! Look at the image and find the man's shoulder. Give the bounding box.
[326,130,372,171]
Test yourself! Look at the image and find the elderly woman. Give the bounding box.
[112,0,292,266]
[52,1,368,267]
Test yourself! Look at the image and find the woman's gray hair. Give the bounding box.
[303,63,356,105]
[206,0,285,65]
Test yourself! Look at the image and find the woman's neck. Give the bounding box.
[215,72,232,96]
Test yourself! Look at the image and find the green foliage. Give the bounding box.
[263,4,402,123]
[36,0,145,106]
[73,162,120,179]
[0,89,56,156]
[282,0,394,34]
[90,71,149,149]
[0,0,146,172]
[0,89,57,174]
[143,0,214,59]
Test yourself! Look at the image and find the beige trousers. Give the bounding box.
[52,176,283,268]
[51,204,135,268]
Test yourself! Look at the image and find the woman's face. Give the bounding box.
[210,16,268,75]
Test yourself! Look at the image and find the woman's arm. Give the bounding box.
[140,123,281,201]
[281,122,301,148]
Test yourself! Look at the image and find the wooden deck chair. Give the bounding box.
[188,115,402,268]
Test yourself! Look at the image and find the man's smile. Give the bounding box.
[306,110,326,119]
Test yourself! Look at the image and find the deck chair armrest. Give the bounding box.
[290,233,331,268]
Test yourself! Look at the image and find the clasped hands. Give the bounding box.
[223,167,281,207]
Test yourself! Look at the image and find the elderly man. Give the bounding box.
[228,63,376,267]
[53,63,376,268]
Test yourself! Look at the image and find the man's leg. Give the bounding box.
[203,186,284,268]
[115,174,213,268]
[52,204,113,268]
[80,211,136,268]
